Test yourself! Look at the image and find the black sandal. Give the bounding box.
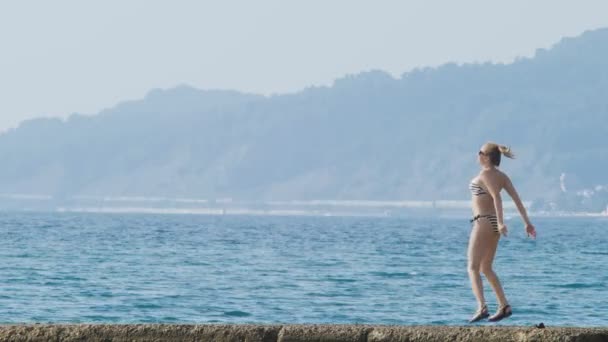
[469,304,489,323]
[488,304,512,322]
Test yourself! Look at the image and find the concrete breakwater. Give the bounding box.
[0,324,606,342]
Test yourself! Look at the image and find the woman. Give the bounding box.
[468,142,536,323]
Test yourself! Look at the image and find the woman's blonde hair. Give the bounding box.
[484,142,515,166]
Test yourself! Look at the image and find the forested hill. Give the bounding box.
[2,28,608,209]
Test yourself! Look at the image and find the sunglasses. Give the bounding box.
[478,151,487,156]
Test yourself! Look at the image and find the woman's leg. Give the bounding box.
[480,229,508,307]
[467,222,491,309]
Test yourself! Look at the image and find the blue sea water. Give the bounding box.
[0,212,606,326]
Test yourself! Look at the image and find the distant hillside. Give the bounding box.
[2,28,608,209]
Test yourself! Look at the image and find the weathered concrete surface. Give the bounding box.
[368,326,608,342]
[0,325,606,342]
[0,324,281,342]
[278,325,372,342]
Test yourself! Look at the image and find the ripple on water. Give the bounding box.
[324,277,357,283]
[581,251,608,256]
[369,271,415,278]
[548,283,605,289]
[223,310,252,317]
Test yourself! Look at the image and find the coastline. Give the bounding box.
[0,324,606,341]
[52,206,608,219]
[2,193,608,218]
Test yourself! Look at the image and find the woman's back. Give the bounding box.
[470,169,505,215]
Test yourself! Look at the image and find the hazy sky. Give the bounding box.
[1,0,607,132]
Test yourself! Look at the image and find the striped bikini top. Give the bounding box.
[469,180,489,196]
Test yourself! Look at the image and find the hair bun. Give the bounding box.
[498,145,515,159]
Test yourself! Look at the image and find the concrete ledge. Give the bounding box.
[278,325,372,342]
[0,324,606,342]
[0,325,282,342]
[368,326,608,342]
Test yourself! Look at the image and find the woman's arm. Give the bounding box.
[482,173,507,236]
[503,175,537,238]
[503,175,530,225]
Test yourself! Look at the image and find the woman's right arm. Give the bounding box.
[503,175,536,238]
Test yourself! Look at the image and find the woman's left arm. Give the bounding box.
[482,174,507,236]
[504,175,536,238]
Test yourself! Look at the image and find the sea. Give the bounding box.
[0,212,606,326]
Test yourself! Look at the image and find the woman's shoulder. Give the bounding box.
[496,169,510,181]
[480,169,509,184]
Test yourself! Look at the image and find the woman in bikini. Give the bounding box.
[468,142,537,322]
